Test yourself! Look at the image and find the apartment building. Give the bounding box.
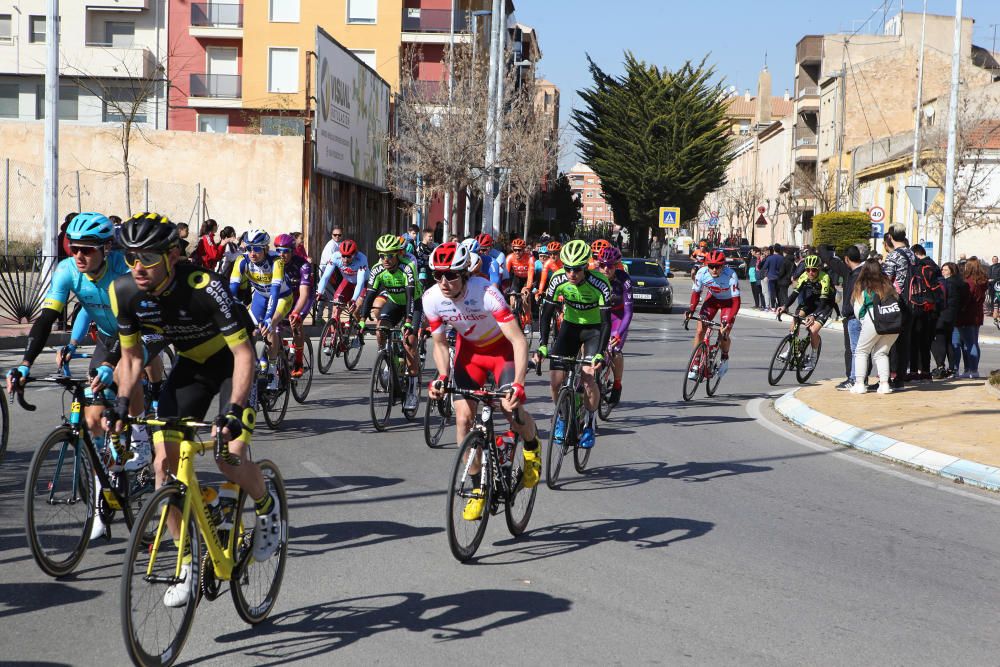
[0,1,168,127]
[568,162,614,228]
[535,77,559,190]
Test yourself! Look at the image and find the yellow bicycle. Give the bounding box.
[119,415,287,667]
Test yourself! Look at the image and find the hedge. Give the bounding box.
[812,212,872,254]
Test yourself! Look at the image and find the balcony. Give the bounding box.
[796,36,822,65]
[793,134,818,163]
[85,0,149,10]
[796,86,819,115]
[188,73,242,108]
[190,3,244,39]
[401,8,472,44]
[80,43,158,78]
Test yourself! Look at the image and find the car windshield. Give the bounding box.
[622,260,665,278]
[723,249,741,259]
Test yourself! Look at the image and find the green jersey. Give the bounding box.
[366,256,423,306]
[543,268,612,325]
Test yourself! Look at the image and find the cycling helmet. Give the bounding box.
[245,228,270,246]
[706,250,726,266]
[273,233,295,249]
[538,245,550,256]
[476,232,493,250]
[560,239,591,268]
[511,238,526,251]
[590,239,611,255]
[597,246,622,266]
[375,234,405,253]
[338,239,358,257]
[66,212,114,245]
[804,255,822,269]
[119,212,178,252]
[699,240,708,248]
[546,241,561,255]
[460,237,481,254]
[469,252,483,274]
[430,242,471,272]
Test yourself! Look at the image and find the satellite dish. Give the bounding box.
[924,106,935,119]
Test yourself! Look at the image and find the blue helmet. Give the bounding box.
[67,212,114,245]
[460,237,481,254]
[245,228,270,246]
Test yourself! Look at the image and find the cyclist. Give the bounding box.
[775,254,832,372]
[425,242,542,520]
[414,228,437,292]
[533,239,611,449]
[685,249,740,379]
[108,212,282,607]
[690,240,709,279]
[228,229,293,389]
[536,241,563,295]
[315,238,369,315]
[535,243,548,276]
[504,238,535,326]
[273,233,314,378]
[461,237,501,284]
[589,239,611,270]
[596,246,633,404]
[477,232,507,283]
[359,234,423,411]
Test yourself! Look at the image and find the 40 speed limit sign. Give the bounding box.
[868,206,886,224]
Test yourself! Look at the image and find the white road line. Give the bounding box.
[746,397,1000,507]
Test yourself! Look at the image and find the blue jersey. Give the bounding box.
[487,248,507,281]
[316,251,370,301]
[692,265,740,301]
[42,253,130,337]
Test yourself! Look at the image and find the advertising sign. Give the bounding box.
[315,27,390,190]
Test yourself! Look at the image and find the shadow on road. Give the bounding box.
[289,520,442,558]
[0,582,102,619]
[552,458,773,492]
[193,589,572,663]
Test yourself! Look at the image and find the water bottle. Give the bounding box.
[496,431,516,467]
[201,486,223,530]
[217,482,239,546]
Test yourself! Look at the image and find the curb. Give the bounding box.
[774,388,1000,493]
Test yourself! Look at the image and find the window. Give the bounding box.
[198,114,229,133]
[350,49,376,70]
[0,14,12,42]
[585,191,593,198]
[0,83,17,119]
[29,16,46,43]
[268,48,298,93]
[35,85,78,121]
[103,88,147,123]
[347,0,377,24]
[269,0,300,23]
[105,22,135,48]
[586,206,593,212]
[262,116,305,136]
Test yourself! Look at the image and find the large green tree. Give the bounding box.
[572,53,733,254]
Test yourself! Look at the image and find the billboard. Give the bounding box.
[314,27,390,190]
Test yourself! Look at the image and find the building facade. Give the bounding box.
[568,162,614,228]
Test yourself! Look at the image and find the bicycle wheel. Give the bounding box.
[597,363,614,420]
[682,343,708,401]
[445,430,493,562]
[767,335,794,386]
[262,353,290,429]
[291,337,314,403]
[546,388,574,489]
[704,346,723,397]
[231,459,288,625]
[423,393,452,448]
[24,427,94,578]
[120,484,200,667]
[317,319,337,374]
[796,336,823,384]
[369,351,393,431]
[402,373,421,422]
[0,387,8,464]
[505,435,538,537]
[344,321,364,370]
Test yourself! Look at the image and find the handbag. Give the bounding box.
[869,290,903,335]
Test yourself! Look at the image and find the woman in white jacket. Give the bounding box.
[851,259,900,394]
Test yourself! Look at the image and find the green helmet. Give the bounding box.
[804,255,822,270]
[560,239,591,268]
[375,234,404,253]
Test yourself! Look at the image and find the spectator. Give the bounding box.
[851,259,900,394]
[217,226,240,278]
[881,223,917,388]
[777,247,795,307]
[762,244,784,309]
[748,248,765,309]
[291,231,310,262]
[837,245,865,390]
[318,226,343,274]
[932,261,963,378]
[58,212,77,260]
[907,244,940,381]
[649,235,661,261]
[953,258,988,378]
[176,222,190,257]
[192,219,222,270]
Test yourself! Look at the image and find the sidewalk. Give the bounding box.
[775,377,1000,491]
[0,321,69,351]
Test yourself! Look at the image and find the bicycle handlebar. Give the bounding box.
[683,315,724,331]
[776,311,807,324]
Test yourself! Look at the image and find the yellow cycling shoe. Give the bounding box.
[463,490,485,521]
[521,448,541,489]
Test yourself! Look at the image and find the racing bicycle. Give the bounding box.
[544,354,600,488]
[768,313,822,385]
[424,328,456,448]
[682,316,726,401]
[317,297,365,373]
[369,324,420,431]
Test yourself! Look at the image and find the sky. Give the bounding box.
[515,0,1000,170]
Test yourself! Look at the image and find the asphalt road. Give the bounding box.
[3,308,1000,665]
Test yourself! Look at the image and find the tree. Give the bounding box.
[572,53,733,255]
[721,181,764,242]
[503,81,557,240]
[793,164,853,215]
[539,172,581,238]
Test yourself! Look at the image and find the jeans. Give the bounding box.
[750,281,764,308]
[843,317,863,382]
[767,280,779,308]
[932,323,956,370]
[952,325,981,374]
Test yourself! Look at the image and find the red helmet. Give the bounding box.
[475,232,493,250]
[511,238,526,251]
[430,242,471,272]
[591,239,611,255]
[338,239,358,257]
[706,250,726,266]
[274,233,295,249]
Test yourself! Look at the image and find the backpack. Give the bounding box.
[908,263,943,314]
[870,291,904,335]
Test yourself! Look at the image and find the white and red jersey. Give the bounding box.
[422,276,514,347]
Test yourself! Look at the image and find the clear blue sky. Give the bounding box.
[516,0,1000,170]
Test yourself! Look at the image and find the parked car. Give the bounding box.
[719,247,749,279]
[622,258,672,313]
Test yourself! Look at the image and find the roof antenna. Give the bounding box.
[764,50,768,70]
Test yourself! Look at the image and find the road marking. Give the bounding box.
[301,460,349,489]
[746,397,1000,507]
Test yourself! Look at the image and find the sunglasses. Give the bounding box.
[247,245,268,253]
[124,251,165,269]
[708,264,724,270]
[565,265,586,274]
[434,271,462,282]
[276,247,292,254]
[332,233,342,237]
[70,245,100,256]
[379,253,399,260]
[805,268,820,273]
[341,254,355,263]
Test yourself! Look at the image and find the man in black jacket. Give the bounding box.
[776,248,795,307]
[837,245,865,390]
[909,244,940,381]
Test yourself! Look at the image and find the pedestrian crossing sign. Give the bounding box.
[659,206,680,228]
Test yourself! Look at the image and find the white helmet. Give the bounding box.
[429,242,472,272]
[245,229,270,246]
[468,252,483,274]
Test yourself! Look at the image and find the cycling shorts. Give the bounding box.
[550,323,603,371]
[699,297,737,325]
[249,292,294,325]
[796,303,830,325]
[506,275,528,294]
[453,335,516,391]
[332,277,357,304]
[91,332,121,372]
[609,313,628,349]
[379,298,423,332]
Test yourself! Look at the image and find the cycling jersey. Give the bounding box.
[423,276,514,347]
[691,248,708,268]
[691,265,740,301]
[360,256,422,319]
[282,254,315,316]
[112,264,252,364]
[784,270,834,320]
[316,251,370,301]
[537,258,563,293]
[486,247,507,281]
[541,269,611,326]
[42,253,130,337]
[414,242,435,285]
[609,268,634,343]
[505,252,536,290]
[229,252,291,321]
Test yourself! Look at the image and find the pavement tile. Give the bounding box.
[853,433,898,453]
[939,459,1000,484]
[881,442,929,463]
[908,450,961,473]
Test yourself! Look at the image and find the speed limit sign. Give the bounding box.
[869,206,886,224]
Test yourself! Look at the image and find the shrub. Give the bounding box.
[812,212,872,254]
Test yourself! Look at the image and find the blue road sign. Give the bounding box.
[871,222,884,238]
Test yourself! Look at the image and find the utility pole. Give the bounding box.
[42,0,59,266]
[489,0,508,236]
[441,0,455,240]
[480,0,503,236]
[941,0,963,262]
[834,41,848,211]
[910,0,928,242]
